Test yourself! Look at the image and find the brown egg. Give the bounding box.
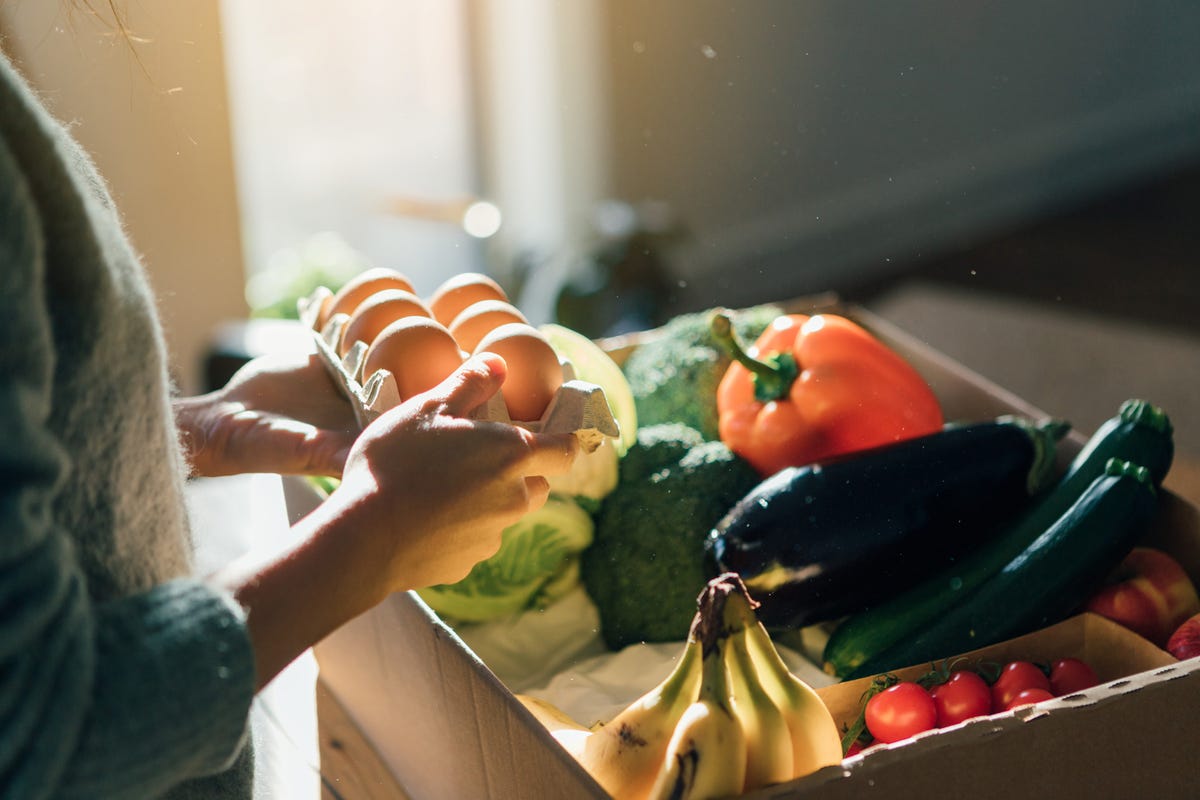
[363,316,464,400]
[338,289,431,356]
[310,291,334,331]
[473,322,563,422]
[322,268,417,327]
[448,299,529,353]
[427,272,508,327]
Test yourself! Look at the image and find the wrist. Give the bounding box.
[216,493,389,689]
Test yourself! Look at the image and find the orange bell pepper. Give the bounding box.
[711,310,944,476]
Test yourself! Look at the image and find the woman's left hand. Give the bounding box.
[176,351,360,478]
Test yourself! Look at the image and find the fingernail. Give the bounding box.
[471,351,508,377]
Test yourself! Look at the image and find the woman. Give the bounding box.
[0,38,577,800]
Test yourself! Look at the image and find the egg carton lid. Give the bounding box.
[298,287,620,452]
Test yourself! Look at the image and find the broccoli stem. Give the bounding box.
[709,310,798,404]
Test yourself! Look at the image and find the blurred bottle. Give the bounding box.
[553,199,682,338]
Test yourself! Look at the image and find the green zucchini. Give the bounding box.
[824,399,1173,679]
[850,458,1159,677]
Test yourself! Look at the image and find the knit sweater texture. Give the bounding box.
[0,51,256,799]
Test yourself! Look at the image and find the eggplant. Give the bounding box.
[706,416,1068,629]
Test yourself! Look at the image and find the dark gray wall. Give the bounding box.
[601,2,1200,310]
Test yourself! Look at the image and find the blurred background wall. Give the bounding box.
[593,1,1200,311]
[2,1,1198,386]
[0,2,245,394]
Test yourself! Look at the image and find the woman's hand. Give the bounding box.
[333,351,580,592]
[215,353,580,688]
[175,351,360,478]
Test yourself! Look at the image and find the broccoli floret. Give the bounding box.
[622,304,782,440]
[581,424,762,650]
[616,422,705,480]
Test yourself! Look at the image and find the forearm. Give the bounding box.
[213,488,387,690]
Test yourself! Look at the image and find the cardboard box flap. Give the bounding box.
[1143,491,1200,585]
[314,591,607,799]
[775,662,1200,799]
[851,304,1056,425]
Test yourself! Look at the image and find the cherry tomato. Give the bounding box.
[1048,657,1099,696]
[1005,687,1055,710]
[929,670,992,727]
[990,661,1051,713]
[865,681,938,744]
[844,740,865,758]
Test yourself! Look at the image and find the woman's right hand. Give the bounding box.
[332,352,580,595]
[217,352,580,690]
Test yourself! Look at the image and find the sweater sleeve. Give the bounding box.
[0,118,255,800]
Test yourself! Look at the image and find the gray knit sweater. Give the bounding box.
[1,51,256,799]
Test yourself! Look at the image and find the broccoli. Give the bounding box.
[580,423,762,650]
[616,422,704,480]
[621,303,782,440]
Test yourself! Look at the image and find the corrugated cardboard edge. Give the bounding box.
[815,612,1177,733]
[762,658,1200,799]
[737,612,1190,798]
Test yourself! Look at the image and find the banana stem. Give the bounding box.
[693,574,752,712]
[694,575,732,656]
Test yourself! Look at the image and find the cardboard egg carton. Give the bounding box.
[298,287,619,452]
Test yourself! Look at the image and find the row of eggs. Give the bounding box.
[314,268,563,423]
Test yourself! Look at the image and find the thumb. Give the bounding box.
[436,353,508,418]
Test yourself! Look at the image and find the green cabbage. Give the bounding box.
[417,495,594,624]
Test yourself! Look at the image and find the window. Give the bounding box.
[220,0,486,302]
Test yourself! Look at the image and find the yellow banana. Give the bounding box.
[744,616,842,779]
[516,694,592,760]
[726,625,794,791]
[575,637,704,799]
[647,635,746,800]
[715,572,841,781]
[532,574,836,797]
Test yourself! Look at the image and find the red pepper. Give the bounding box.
[711,310,944,476]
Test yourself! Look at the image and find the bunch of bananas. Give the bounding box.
[521,574,842,799]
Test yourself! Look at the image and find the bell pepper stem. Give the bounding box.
[710,309,797,403]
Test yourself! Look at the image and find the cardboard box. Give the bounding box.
[307,297,1200,799]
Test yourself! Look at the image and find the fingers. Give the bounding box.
[524,475,551,513]
[435,353,508,418]
[519,431,580,477]
[307,430,357,477]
